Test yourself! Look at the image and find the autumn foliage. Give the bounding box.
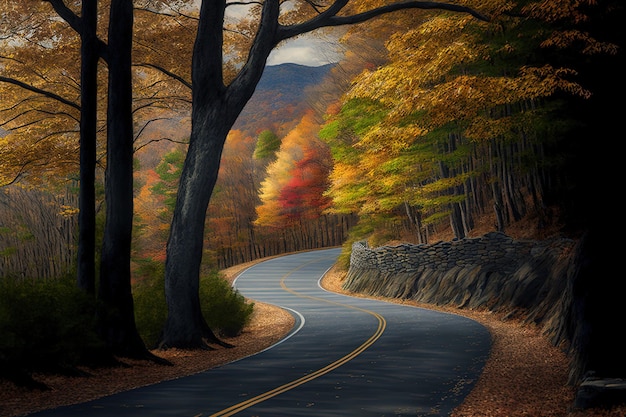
[256,111,331,227]
[1,0,621,277]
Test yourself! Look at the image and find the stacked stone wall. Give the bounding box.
[348,231,571,275]
[343,231,576,336]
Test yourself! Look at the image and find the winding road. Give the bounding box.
[31,248,491,416]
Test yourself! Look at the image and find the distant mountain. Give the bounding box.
[134,63,336,170]
[233,63,335,137]
[256,63,335,92]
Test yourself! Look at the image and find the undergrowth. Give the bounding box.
[0,264,254,384]
[132,259,254,348]
[0,275,105,385]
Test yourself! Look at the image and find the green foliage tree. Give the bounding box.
[0,276,106,386]
[253,130,281,162]
[152,149,185,213]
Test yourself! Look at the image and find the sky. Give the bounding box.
[267,34,345,67]
[219,0,345,67]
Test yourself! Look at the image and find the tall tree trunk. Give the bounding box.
[489,141,506,233]
[161,117,235,348]
[160,0,279,349]
[77,0,98,295]
[97,0,147,358]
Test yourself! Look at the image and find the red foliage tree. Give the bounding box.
[278,144,332,224]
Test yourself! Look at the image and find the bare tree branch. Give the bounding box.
[1,109,78,130]
[134,5,199,21]
[44,0,82,33]
[44,0,109,62]
[226,1,263,8]
[0,167,26,188]
[0,76,80,110]
[135,63,192,89]
[277,0,490,41]
[134,137,188,153]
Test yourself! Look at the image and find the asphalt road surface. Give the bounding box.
[31,248,491,417]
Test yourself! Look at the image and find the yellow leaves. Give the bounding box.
[325,156,368,213]
[541,30,619,56]
[522,0,586,24]
[255,111,326,226]
[518,65,591,99]
[522,0,618,61]
[328,160,360,190]
[423,64,590,130]
[455,0,516,18]
[464,115,514,141]
[254,200,284,228]
[59,205,79,217]
[0,125,79,187]
[347,15,491,125]
[357,124,427,154]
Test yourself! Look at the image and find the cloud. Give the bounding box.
[267,35,344,67]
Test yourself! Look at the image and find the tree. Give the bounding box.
[279,145,333,221]
[76,0,99,295]
[43,0,150,358]
[321,0,625,383]
[252,129,281,162]
[321,0,615,244]
[92,0,140,358]
[1,0,173,360]
[0,3,83,188]
[256,111,328,227]
[160,0,488,348]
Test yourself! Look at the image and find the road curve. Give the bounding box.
[31,248,491,417]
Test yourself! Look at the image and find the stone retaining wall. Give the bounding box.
[343,231,576,333]
[348,231,572,275]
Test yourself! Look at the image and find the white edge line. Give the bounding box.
[216,306,305,368]
[317,263,337,293]
[258,306,305,353]
[227,265,307,364]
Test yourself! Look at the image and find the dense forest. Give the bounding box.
[2,0,620,273]
[1,0,623,391]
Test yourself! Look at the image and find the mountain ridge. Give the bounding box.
[233,62,336,137]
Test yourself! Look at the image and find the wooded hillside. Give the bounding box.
[1,0,621,279]
[0,0,623,392]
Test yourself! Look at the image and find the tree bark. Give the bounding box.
[77,0,98,295]
[97,0,147,358]
[159,0,281,349]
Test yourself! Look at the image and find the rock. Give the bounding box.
[574,377,626,410]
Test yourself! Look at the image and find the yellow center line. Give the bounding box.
[209,257,387,417]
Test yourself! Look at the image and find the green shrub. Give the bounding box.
[0,276,104,374]
[132,264,255,347]
[132,268,167,349]
[200,271,254,337]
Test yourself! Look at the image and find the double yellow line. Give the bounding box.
[209,258,387,417]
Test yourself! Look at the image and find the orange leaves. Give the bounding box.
[255,111,331,227]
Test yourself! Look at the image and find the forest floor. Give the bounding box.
[2,218,625,416]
